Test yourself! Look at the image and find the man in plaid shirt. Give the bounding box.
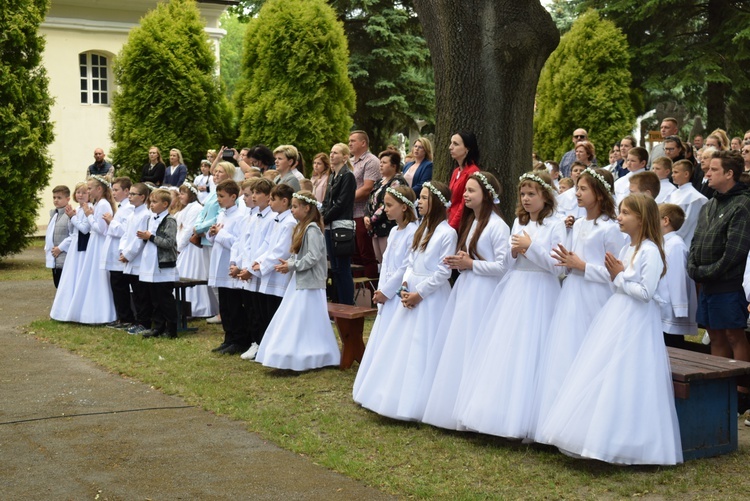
[688,150,750,384]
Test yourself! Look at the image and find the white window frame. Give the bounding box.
[79,52,110,106]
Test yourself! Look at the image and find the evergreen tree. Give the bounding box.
[235,0,355,170]
[110,0,232,179]
[0,0,54,257]
[546,0,585,34]
[232,0,434,152]
[584,0,750,133]
[534,10,635,162]
[219,12,245,102]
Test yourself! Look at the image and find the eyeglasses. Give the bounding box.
[664,147,676,153]
[742,149,750,154]
[573,135,587,139]
[128,192,144,197]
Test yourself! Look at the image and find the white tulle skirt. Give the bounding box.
[536,292,683,465]
[352,297,399,402]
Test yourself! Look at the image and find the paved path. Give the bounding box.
[0,265,391,499]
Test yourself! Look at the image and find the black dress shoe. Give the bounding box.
[219,344,245,355]
[212,342,231,353]
[142,329,164,339]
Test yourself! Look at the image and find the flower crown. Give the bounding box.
[423,182,451,208]
[581,168,612,193]
[519,172,555,194]
[90,175,111,188]
[385,187,415,208]
[472,173,500,204]
[293,192,322,209]
[182,181,200,197]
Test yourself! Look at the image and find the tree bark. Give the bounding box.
[413,0,559,219]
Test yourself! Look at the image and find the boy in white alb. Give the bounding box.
[656,204,697,348]
[651,156,676,204]
[102,177,135,328]
[664,159,708,248]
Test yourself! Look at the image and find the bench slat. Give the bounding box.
[668,347,750,382]
[327,303,378,320]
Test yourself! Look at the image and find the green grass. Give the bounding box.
[27,318,750,499]
[0,239,48,281]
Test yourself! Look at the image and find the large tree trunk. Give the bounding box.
[413,1,559,219]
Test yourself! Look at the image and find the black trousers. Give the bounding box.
[257,293,283,345]
[218,287,248,348]
[52,268,62,289]
[147,281,177,336]
[110,270,135,323]
[126,274,152,328]
[242,290,265,345]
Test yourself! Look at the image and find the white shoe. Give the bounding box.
[240,342,259,360]
[702,332,711,345]
[206,315,222,324]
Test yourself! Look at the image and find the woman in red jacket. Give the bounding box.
[447,131,480,230]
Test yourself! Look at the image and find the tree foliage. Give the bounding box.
[0,0,54,257]
[231,0,434,153]
[234,0,355,170]
[219,12,245,102]
[583,0,750,133]
[534,10,635,162]
[546,0,585,34]
[110,0,232,179]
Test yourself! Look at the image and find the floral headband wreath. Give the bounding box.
[472,173,500,205]
[519,172,556,195]
[385,187,415,209]
[293,192,323,210]
[181,181,200,198]
[90,175,111,188]
[581,168,613,193]
[423,181,451,208]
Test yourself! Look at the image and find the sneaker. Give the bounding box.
[702,332,711,345]
[240,343,260,360]
[116,322,133,330]
[206,315,222,324]
[127,324,147,335]
[105,321,123,329]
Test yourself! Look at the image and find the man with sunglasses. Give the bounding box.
[559,128,589,178]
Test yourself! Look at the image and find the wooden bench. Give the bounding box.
[328,303,377,370]
[669,347,750,460]
[173,278,208,332]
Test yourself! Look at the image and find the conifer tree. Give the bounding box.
[0,0,54,257]
[110,0,231,179]
[235,0,355,170]
[533,10,635,162]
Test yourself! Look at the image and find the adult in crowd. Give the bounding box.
[603,143,620,172]
[731,137,742,151]
[745,130,750,142]
[163,148,188,187]
[742,143,750,173]
[559,128,590,178]
[402,137,433,195]
[688,150,750,412]
[662,136,686,163]
[236,147,254,179]
[311,153,331,202]
[447,131,480,230]
[704,134,725,152]
[650,118,679,168]
[693,134,704,152]
[348,130,381,279]
[574,141,597,168]
[140,146,166,186]
[272,145,302,192]
[322,143,357,305]
[611,136,636,180]
[711,129,730,151]
[87,148,114,182]
[248,144,275,174]
[696,146,717,198]
[364,148,407,263]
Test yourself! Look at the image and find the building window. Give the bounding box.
[79,52,109,105]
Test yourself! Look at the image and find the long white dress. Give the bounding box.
[533,216,628,437]
[176,201,217,317]
[52,199,116,324]
[454,215,566,439]
[255,224,340,371]
[538,240,683,465]
[354,220,458,421]
[420,213,511,430]
[353,221,419,402]
[50,206,89,320]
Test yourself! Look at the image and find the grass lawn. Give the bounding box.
[0,238,48,281]
[28,317,750,500]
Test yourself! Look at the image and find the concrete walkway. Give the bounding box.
[0,273,391,499]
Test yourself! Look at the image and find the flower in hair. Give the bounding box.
[472,173,500,205]
[182,181,200,197]
[519,172,556,194]
[385,187,415,208]
[581,168,612,193]
[423,182,451,208]
[293,192,323,209]
[90,175,111,188]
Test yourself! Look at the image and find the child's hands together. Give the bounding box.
[136,230,151,241]
[274,258,289,274]
[444,250,473,271]
[605,251,624,281]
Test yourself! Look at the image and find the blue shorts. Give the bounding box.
[696,290,749,330]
